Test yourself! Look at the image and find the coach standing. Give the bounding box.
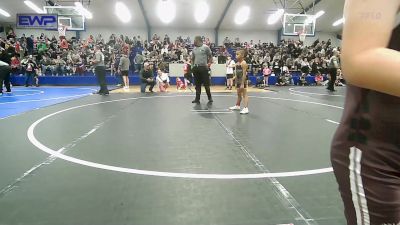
[0,60,11,95]
[0,43,13,93]
[191,36,213,104]
[92,45,109,95]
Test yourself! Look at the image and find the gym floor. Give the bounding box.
[0,85,346,225]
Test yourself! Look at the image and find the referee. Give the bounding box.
[327,49,340,92]
[191,36,213,103]
[0,60,11,95]
[92,45,109,95]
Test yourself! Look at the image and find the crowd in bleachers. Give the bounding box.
[220,36,344,87]
[0,28,343,87]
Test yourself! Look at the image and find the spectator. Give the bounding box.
[176,77,185,90]
[300,57,311,76]
[10,55,21,75]
[37,40,47,56]
[183,58,193,88]
[272,58,281,77]
[53,55,66,76]
[262,65,272,88]
[314,71,323,86]
[225,55,235,90]
[298,73,308,86]
[6,29,16,40]
[22,55,39,87]
[140,62,155,93]
[118,52,131,90]
[40,55,53,76]
[26,35,34,55]
[60,38,69,50]
[156,69,170,92]
[335,69,345,86]
[134,52,144,72]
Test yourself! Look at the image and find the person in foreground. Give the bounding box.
[229,49,249,114]
[331,0,400,224]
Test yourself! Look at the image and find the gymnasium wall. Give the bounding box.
[82,26,147,40]
[10,26,148,40]
[218,29,278,45]
[150,27,216,43]
[13,27,76,39]
[5,24,341,47]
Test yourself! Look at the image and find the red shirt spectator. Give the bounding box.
[11,57,20,69]
[122,43,130,54]
[315,73,324,85]
[60,39,69,49]
[15,42,20,53]
[87,35,94,44]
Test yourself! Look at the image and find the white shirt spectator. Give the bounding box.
[161,46,168,55]
[226,58,235,74]
[213,56,218,64]
[58,25,68,37]
[157,72,170,83]
[301,60,310,68]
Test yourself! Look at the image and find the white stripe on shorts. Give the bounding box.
[349,147,370,225]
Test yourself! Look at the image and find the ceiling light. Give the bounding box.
[268,9,284,25]
[333,17,345,26]
[157,0,176,24]
[115,2,131,23]
[315,10,325,18]
[24,1,45,14]
[75,1,93,19]
[234,6,250,25]
[0,8,11,17]
[194,1,209,24]
[305,10,325,24]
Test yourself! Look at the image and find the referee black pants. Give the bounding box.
[95,66,109,94]
[328,68,337,91]
[0,65,11,93]
[193,66,212,101]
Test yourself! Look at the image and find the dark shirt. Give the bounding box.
[140,68,154,82]
[27,37,34,49]
[0,48,13,64]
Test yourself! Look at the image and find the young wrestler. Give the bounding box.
[229,49,249,114]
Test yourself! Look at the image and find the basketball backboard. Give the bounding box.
[283,13,315,36]
[44,6,85,31]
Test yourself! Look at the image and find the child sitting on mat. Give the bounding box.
[157,69,170,92]
[176,77,186,90]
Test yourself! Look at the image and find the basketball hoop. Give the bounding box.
[298,31,306,42]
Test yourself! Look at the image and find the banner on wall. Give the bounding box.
[16,14,58,29]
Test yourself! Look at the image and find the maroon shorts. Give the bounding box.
[331,145,400,225]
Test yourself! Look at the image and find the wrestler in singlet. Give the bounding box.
[235,64,247,88]
[331,25,400,225]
